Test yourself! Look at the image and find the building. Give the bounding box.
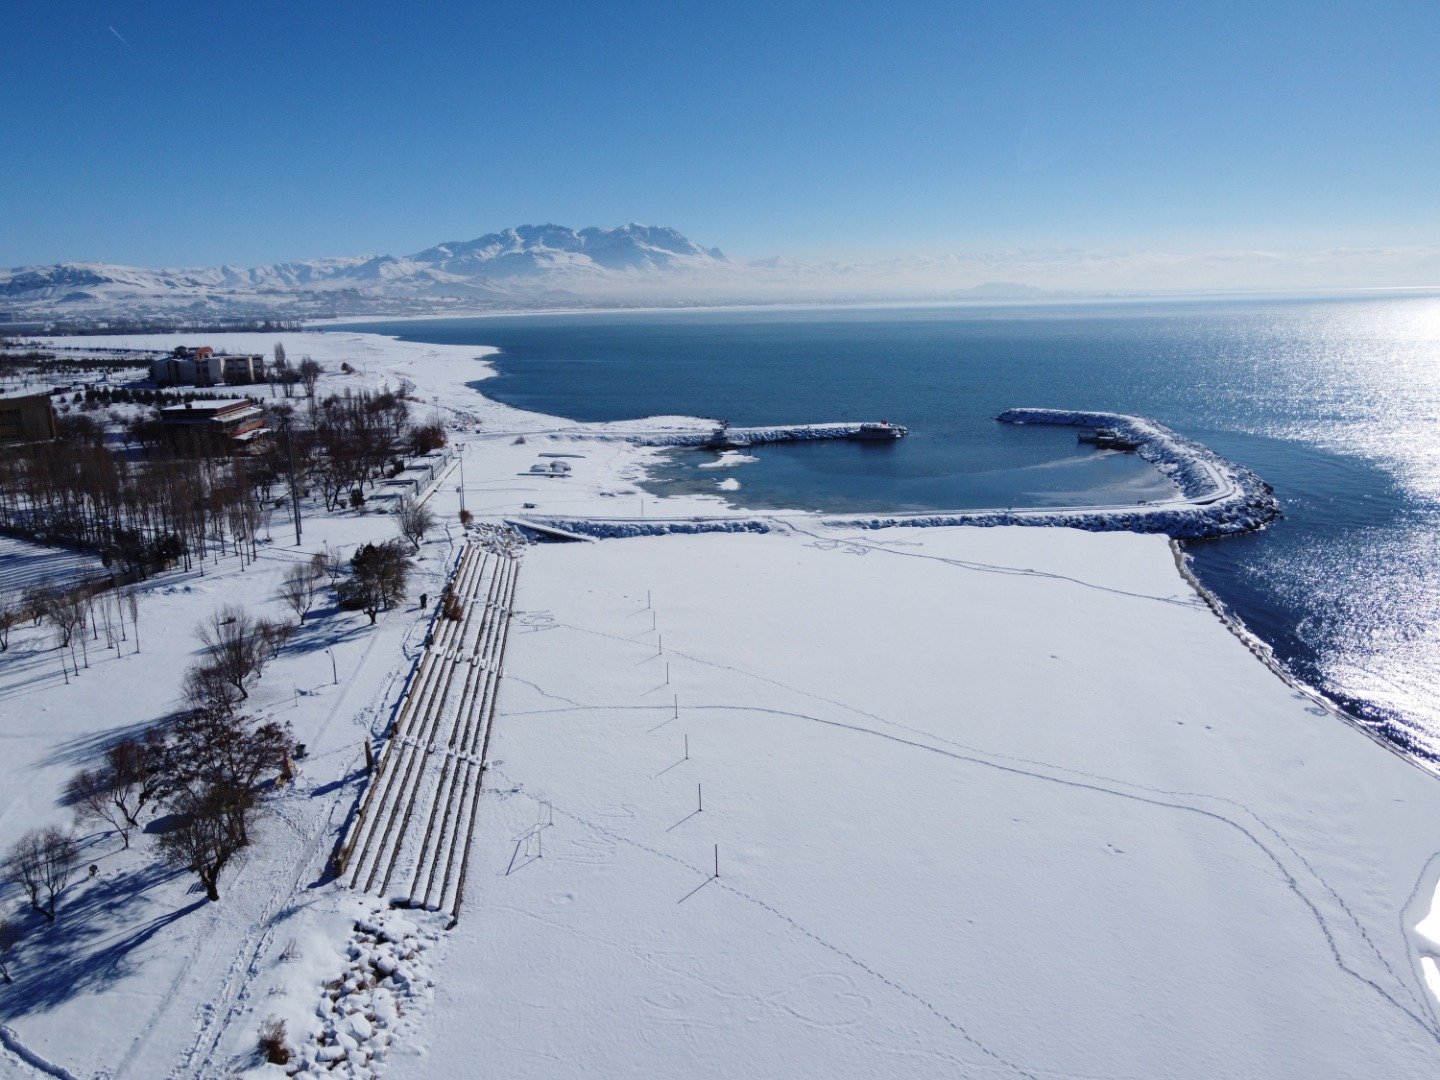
[150,346,266,387]
[158,399,270,451]
[220,354,265,384]
[0,392,58,445]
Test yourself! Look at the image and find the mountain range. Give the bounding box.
[0,224,1050,320]
[6,226,1438,322]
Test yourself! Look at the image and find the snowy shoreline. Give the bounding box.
[5,328,1437,1079]
[515,410,1280,541]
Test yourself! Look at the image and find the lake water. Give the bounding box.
[333,297,1440,764]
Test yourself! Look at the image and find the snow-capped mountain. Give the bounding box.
[408,224,725,278]
[0,224,734,315]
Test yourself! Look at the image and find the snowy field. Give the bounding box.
[0,536,105,597]
[0,329,1436,1078]
[410,528,1440,1079]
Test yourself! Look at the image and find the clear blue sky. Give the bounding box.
[2,1,1436,268]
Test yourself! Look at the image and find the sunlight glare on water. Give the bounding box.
[335,295,1440,764]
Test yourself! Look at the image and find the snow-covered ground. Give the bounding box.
[0,329,1436,1078]
[407,527,1440,1079]
[0,536,105,597]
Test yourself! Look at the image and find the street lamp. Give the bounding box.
[325,647,337,685]
[457,445,466,514]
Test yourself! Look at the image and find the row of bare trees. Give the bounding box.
[11,579,142,679]
[1,596,298,981]
[0,431,274,575]
[269,343,323,399]
[1,367,447,589]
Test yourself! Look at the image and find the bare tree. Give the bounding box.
[47,590,86,650]
[0,915,18,983]
[278,561,323,625]
[0,601,15,652]
[160,707,293,846]
[298,357,323,398]
[126,587,140,653]
[320,545,344,585]
[67,767,136,849]
[6,826,78,922]
[196,606,270,701]
[23,580,58,627]
[158,787,239,902]
[109,736,163,826]
[408,422,447,455]
[183,659,246,716]
[64,734,158,850]
[395,497,436,552]
[257,616,294,660]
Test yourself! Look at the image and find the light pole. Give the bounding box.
[457,446,466,514]
[325,647,337,685]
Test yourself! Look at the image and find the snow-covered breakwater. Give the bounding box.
[832,409,1279,537]
[627,422,902,448]
[518,409,1279,541]
[552,417,898,443]
[992,408,1279,535]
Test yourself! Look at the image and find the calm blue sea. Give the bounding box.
[333,297,1440,762]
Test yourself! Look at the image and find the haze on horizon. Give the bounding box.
[2,1,1438,295]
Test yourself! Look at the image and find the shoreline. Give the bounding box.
[35,326,1370,757]
[13,326,1440,1074]
[315,328,1405,773]
[299,285,1440,328]
[1170,539,1438,779]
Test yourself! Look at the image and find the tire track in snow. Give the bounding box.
[498,695,1440,1046]
[0,1026,83,1080]
[538,595,1434,1022]
[791,525,1200,608]
[487,768,1040,1080]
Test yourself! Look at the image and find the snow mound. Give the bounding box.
[286,912,439,1079]
[698,452,760,469]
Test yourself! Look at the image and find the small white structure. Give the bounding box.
[529,460,572,477]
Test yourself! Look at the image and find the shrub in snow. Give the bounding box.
[258,1017,291,1065]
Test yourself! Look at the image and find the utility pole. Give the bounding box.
[281,415,302,544]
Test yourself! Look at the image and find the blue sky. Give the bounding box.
[2,1,1437,271]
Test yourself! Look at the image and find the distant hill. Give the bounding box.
[0,224,1063,320]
